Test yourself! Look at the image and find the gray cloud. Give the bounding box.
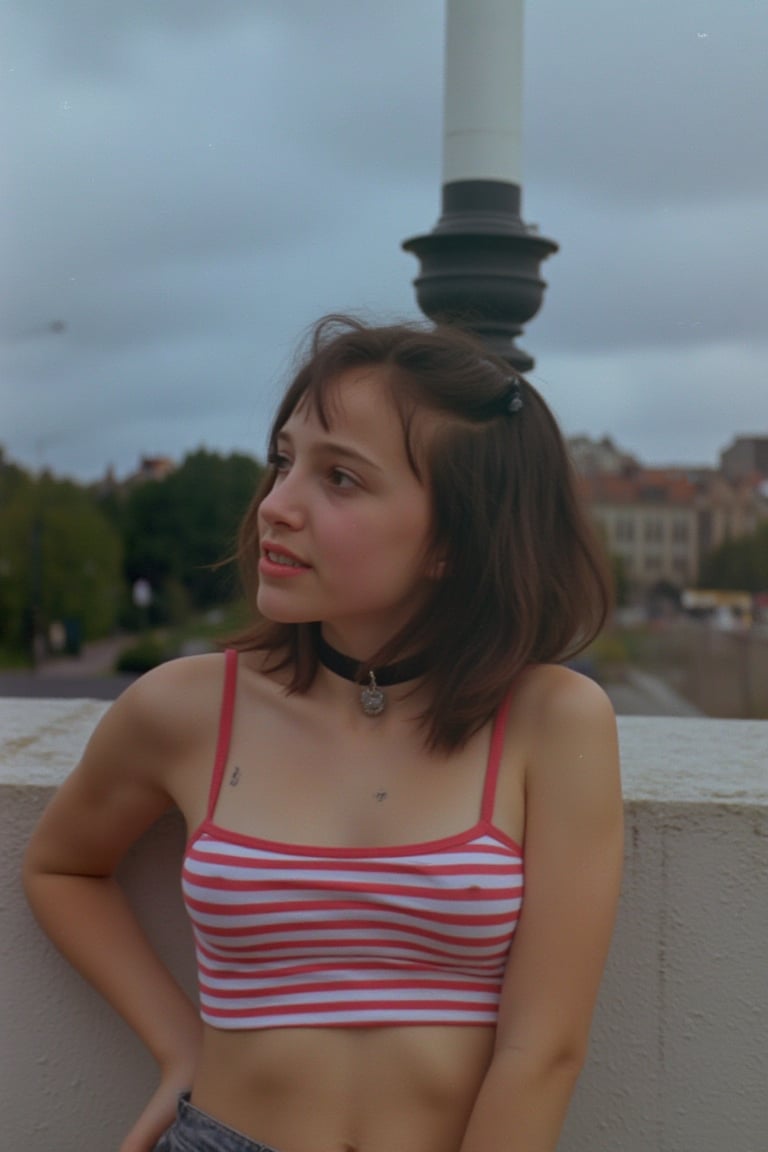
[526,192,768,353]
[524,2,768,205]
[2,0,766,480]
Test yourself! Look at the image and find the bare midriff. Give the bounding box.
[190,1023,495,1152]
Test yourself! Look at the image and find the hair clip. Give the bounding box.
[505,379,524,414]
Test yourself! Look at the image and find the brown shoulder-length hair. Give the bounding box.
[229,315,612,751]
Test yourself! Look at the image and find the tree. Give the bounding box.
[698,522,768,592]
[0,446,31,503]
[114,449,263,621]
[0,473,123,652]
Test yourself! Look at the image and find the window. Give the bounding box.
[616,517,635,542]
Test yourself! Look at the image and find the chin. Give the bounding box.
[256,592,312,625]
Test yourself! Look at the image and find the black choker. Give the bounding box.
[314,629,428,717]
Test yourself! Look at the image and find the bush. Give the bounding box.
[115,637,170,674]
[587,631,631,678]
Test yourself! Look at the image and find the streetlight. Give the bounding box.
[403,0,557,369]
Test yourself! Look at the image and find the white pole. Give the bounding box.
[442,0,525,185]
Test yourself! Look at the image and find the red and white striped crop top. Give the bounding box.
[181,650,524,1030]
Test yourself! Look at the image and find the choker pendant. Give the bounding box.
[360,671,386,717]
[313,626,428,718]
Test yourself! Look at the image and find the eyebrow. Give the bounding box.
[276,429,383,474]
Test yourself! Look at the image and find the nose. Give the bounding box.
[259,470,305,530]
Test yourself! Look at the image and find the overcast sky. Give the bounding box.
[2,0,767,481]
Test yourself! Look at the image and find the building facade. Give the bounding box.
[720,436,768,481]
[572,436,768,599]
[583,471,699,596]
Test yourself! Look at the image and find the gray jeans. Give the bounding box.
[153,1093,281,1152]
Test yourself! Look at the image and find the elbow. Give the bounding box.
[21,844,44,907]
[494,1036,588,1087]
[21,841,36,892]
[545,1042,588,1084]
[21,838,61,908]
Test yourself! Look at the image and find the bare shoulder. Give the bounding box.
[493,664,623,1058]
[116,651,228,735]
[516,661,615,723]
[78,652,229,786]
[512,663,621,798]
[105,646,286,766]
[24,653,230,875]
[515,662,617,745]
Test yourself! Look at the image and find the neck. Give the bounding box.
[314,627,428,687]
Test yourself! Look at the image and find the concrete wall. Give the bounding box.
[3,699,767,1151]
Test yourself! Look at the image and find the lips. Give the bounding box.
[264,550,305,568]
[259,542,310,575]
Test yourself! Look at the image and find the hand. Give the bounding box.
[118,1061,195,1152]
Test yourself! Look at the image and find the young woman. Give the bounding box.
[24,317,623,1152]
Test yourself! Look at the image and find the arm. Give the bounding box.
[459,669,623,1152]
[23,662,214,1150]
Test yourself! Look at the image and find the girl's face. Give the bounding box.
[256,367,435,654]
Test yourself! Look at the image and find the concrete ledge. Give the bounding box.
[3,699,767,1152]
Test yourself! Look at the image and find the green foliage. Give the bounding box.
[589,630,630,671]
[0,448,32,504]
[0,446,262,654]
[117,577,191,632]
[112,449,263,620]
[699,522,768,592]
[0,467,123,650]
[114,636,170,674]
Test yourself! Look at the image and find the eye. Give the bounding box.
[267,451,291,473]
[327,468,358,490]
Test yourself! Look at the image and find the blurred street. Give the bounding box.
[0,639,701,716]
[0,636,135,700]
[603,668,702,717]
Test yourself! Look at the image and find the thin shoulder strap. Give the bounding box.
[480,689,515,823]
[206,648,238,820]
